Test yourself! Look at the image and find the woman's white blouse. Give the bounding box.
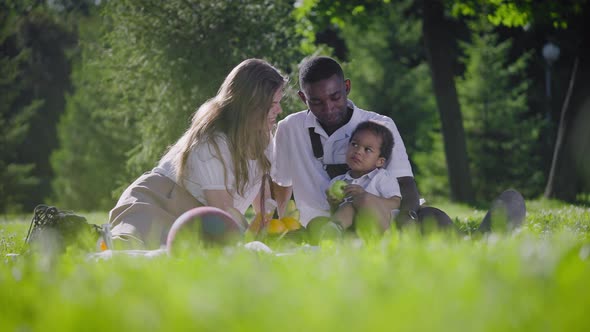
[155,135,267,214]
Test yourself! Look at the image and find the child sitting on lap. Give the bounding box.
[327,120,401,233]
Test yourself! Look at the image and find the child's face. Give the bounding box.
[346,130,386,176]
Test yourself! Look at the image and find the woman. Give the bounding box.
[109,59,287,249]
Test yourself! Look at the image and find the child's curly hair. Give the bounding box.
[349,120,394,161]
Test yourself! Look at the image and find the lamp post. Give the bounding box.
[542,41,560,121]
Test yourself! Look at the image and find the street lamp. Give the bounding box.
[542,41,560,99]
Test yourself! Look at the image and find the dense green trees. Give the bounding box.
[1,1,77,212]
[421,0,475,202]
[50,13,131,210]
[297,0,447,198]
[296,0,589,204]
[51,0,304,210]
[457,18,543,200]
[451,0,590,201]
[2,0,589,212]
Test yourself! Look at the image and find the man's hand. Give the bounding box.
[397,176,420,225]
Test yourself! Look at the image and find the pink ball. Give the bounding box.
[166,207,243,252]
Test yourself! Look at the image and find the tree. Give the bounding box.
[457,18,542,201]
[0,1,76,212]
[421,0,474,203]
[295,0,475,203]
[52,0,304,209]
[51,12,134,210]
[329,1,446,197]
[1,8,37,213]
[450,0,590,202]
[542,5,590,201]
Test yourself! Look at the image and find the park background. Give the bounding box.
[2,2,590,332]
[2,0,589,214]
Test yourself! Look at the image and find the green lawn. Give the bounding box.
[1,200,589,331]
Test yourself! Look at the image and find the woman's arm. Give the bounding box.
[272,182,292,218]
[252,180,273,216]
[203,190,234,212]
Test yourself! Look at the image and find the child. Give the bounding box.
[327,120,402,233]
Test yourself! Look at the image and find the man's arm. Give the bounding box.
[272,181,293,219]
[381,118,417,216]
[397,176,421,221]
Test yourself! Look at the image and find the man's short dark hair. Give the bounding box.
[350,121,395,161]
[299,56,344,88]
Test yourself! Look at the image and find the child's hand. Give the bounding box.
[326,188,343,212]
[343,184,368,208]
[343,184,365,197]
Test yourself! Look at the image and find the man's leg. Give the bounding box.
[417,206,456,232]
[394,205,458,234]
[477,189,526,233]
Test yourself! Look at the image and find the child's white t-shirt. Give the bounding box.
[330,168,401,199]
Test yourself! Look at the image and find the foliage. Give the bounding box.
[457,18,543,201]
[0,13,41,211]
[0,2,78,213]
[103,0,303,174]
[1,201,590,331]
[51,0,305,209]
[294,0,447,198]
[51,13,133,211]
[412,132,450,198]
[7,0,588,211]
[342,4,445,197]
[449,0,588,29]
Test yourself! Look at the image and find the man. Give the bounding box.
[271,56,420,227]
[271,56,526,234]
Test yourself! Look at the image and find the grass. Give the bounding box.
[1,200,590,331]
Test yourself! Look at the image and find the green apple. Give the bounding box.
[328,180,347,201]
[305,216,332,244]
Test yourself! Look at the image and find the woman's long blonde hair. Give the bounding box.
[166,59,287,195]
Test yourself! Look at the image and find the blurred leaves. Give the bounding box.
[51,0,304,209]
[4,0,590,211]
[297,0,444,196]
[457,18,543,201]
[449,0,588,29]
[0,3,72,212]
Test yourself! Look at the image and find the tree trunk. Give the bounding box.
[544,55,590,201]
[421,0,474,203]
[544,2,590,201]
[543,57,579,201]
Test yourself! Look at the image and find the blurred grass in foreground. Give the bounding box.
[1,200,589,331]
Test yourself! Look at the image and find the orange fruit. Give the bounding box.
[99,240,108,251]
[267,218,287,235]
[281,216,302,231]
